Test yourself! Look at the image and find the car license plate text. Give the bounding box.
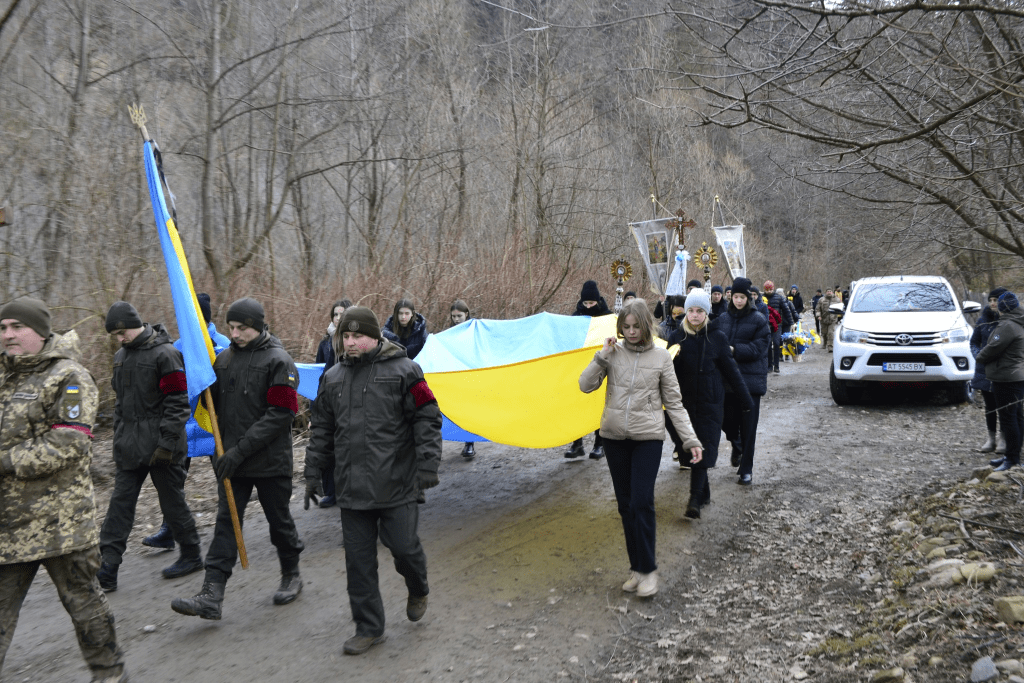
[883,362,925,372]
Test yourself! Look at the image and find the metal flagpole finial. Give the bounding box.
[128,103,151,141]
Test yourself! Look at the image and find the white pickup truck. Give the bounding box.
[829,275,982,405]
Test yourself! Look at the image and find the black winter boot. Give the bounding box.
[142,522,175,550]
[273,574,303,605]
[564,439,585,459]
[171,581,225,620]
[461,442,475,459]
[162,544,204,579]
[97,562,118,592]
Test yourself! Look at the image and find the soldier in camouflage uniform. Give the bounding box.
[96,301,204,592]
[816,289,840,352]
[0,298,127,683]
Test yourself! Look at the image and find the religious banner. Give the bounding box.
[629,217,676,296]
[712,224,746,279]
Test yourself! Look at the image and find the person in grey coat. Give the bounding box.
[978,292,1024,471]
[305,306,442,656]
[97,302,202,592]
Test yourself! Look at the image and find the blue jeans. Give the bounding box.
[602,439,663,574]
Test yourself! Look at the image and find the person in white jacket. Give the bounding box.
[579,300,703,597]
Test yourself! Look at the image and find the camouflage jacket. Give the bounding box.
[0,331,100,564]
[112,324,189,469]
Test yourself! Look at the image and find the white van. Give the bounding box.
[829,275,982,404]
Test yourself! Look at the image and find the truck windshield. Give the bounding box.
[850,283,955,313]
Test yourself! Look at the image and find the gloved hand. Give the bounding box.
[417,470,440,491]
[150,447,174,466]
[213,447,244,480]
[304,478,322,510]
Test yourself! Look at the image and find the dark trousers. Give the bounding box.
[722,393,762,477]
[321,457,336,499]
[571,430,602,451]
[602,439,662,574]
[100,463,200,565]
[0,546,125,678]
[994,381,1024,465]
[338,503,428,637]
[160,456,192,534]
[204,476,304,582]
[982,389,1000,433]
[770,328,782,369]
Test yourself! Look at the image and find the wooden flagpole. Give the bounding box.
[203,388,248,569]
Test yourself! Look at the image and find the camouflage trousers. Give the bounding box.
[820,319,835,351]
[0,545,125,680]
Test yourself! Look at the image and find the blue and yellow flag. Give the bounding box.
[142,140,217,427]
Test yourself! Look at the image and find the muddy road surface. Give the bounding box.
[4,338,980,682]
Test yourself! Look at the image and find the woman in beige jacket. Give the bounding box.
[579,300,702,597]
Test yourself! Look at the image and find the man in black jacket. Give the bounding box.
[304,307,442,656]
[172,298,304,620]
[97,302,203,592]
[763,281,796,370]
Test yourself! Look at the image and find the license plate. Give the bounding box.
[883,362,925,372]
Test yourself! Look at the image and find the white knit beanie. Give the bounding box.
[684,289,711,315]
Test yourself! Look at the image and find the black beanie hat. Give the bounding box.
[226,297,266,330]
[990,287,1009,302]
[580,280,601,301]
[711,285,723,294]
[731,278,752,298]
[999,291,1020,314]
[340,306,382,340]
[0,297,51,339]
[197,293,212,324]
[686,279,702,291]
[624,291,637,299]
[105,301,143,333]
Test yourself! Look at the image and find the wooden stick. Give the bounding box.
[203,387,248,569]
[937,512,1024,538]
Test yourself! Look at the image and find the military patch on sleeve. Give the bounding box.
[64,385,82,420]
[287,372,296,385]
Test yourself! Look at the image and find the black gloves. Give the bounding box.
[417,470,440,491]
[150,447,174,466]
[303,463,321,510]
[213,447,244,480]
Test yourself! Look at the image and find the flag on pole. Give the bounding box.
[142,140,217,425]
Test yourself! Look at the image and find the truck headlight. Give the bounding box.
[941,327,970,344]
[839,327,870,344]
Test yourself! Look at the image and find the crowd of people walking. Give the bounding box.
[9,272,961,679]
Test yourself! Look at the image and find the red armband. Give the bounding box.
[409,379,436,408]
[159,370,188,394]
[52,423,94,438]
[267,385,298,414]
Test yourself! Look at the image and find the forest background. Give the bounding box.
[3,0,1022,410]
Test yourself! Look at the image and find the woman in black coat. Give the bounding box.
[668,289,753,517]
[566,280,612,459]
[972,287,1008,453]
[382,298,429,360]
[714,278,770,485]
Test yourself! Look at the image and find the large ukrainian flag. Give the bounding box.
[417,312,620,449]
[143,141,217,428]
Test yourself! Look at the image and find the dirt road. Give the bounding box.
[3,337,981,682]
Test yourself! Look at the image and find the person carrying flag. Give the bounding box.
[96,302,204,591]
[172,297,305,620]
[0,298,128,682]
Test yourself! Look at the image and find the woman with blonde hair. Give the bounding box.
[579,300,702,597]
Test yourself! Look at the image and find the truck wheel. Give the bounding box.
[947,381,971,405]
[830,363,861,405]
